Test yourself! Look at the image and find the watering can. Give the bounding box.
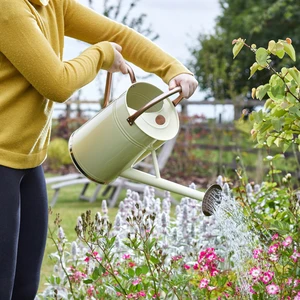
[68,65,222,216]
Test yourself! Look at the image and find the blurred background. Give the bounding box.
[45,0,300,190]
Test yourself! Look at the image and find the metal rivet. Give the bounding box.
[155,115,165,125]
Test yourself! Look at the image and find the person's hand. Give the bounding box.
[107,42,128,74]
[169,74,198,99]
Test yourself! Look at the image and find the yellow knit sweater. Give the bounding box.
[0,0,192,169]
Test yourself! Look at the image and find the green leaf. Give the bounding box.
[83,279,93,284]
[283,142,291,152]
[249,62,260,79]
[271,118,283,131]
[276,49,285,59]
[128,268,135,278]
[288,67,300,86]
[256,84,270,100]
[256,47,270,67]
[232,38,245,59]
[267,40,276,54]
[135,267,142,276]
[92,267,100,280]
[289,105,300,116]
[279,40,296,61]
[150,256,160,264]
[266,135,276,147]
[140,264,149,275]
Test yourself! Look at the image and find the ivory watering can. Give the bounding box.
[69,65,222,216]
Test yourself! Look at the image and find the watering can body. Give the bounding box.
[69,65,222,211]
[69,70,179,184]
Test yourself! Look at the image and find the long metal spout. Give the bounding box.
[120,168,223,215]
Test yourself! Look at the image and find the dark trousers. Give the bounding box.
[0,165,48,300]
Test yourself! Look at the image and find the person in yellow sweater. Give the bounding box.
[0,0,198,298]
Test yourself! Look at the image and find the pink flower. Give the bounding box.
[132,278,141,286]
[84,256,90,262]
[294,292,300,300]
[92,251,102,261]
[272,233,279,240]
[87,286,95,296]
[294,279,300,287]
[249,286,256,294]
[266,283,280,295]
[282,236,293,247]
[127,293,134,298]
[260,271,274,284]
[122,254,131,260]
[172,255,183,261]
[269,254,279,262]
[253,248,263,259]
[199,278,209,289]
[206,253,217,261]
[116,292,123,296]
[128,262,136,268]
[183,264,190,270]
[268,243,280,254]
[193,263,199,270]
[70,270,87,283]
[290,250,300,263]
[249,267,261,278]
[207,286,216,291]
[138,291,146,297]
[210,268,219,276]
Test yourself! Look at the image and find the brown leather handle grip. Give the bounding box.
[103,63,136,108]
[126,86,183,126]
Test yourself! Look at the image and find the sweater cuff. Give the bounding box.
[97,41,115,70]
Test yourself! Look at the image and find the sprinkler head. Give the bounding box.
[202,184,223,216]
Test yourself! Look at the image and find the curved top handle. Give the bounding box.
[126,86,183,126]
[103,63,136,108]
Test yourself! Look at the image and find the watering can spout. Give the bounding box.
[121,168,223,216]
[121,168,205,201]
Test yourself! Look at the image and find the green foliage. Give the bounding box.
[232,37,300,152]
[47,138,72,171]
[189,0,300,99]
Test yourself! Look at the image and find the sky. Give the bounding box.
[62,0,234,120]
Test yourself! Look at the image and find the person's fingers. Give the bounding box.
[168,78,177,90]
[119,60,128,74]
[179,80,189,98]
[111,42,122,53]
[168,74,198,99]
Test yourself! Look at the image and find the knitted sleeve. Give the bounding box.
[0,0,115,102]
[63,0,193,84]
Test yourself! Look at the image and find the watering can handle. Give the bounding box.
[126,86,183,126]
[103,64,137,108]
